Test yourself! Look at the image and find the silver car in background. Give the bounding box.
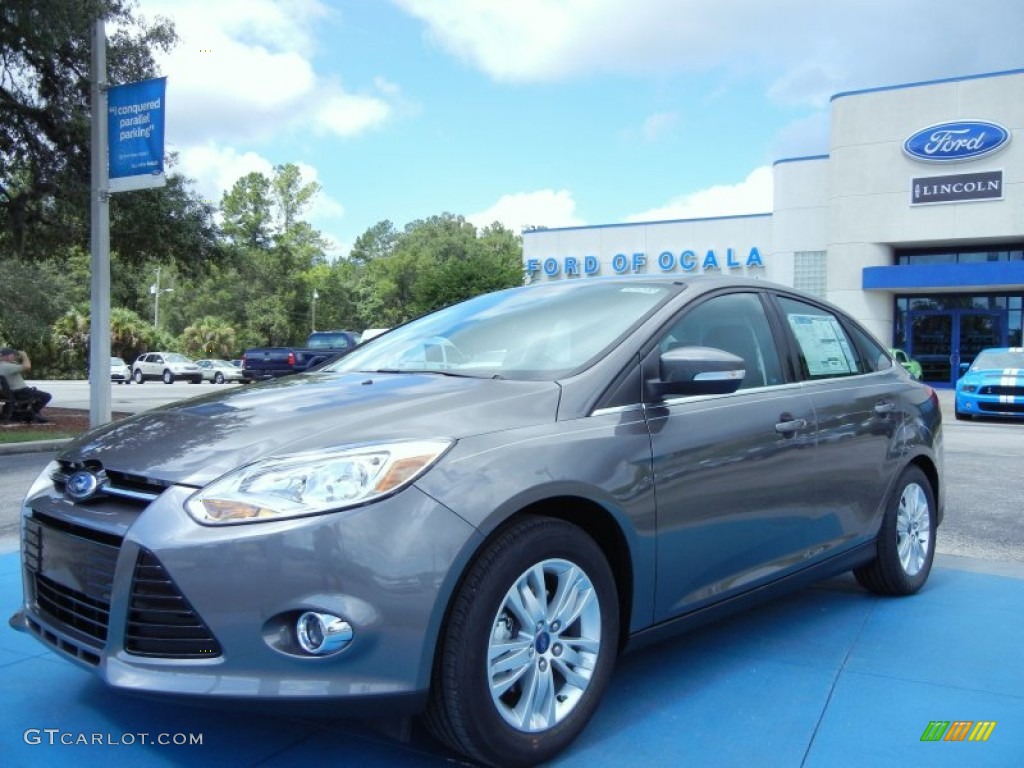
[195,358,245,384]
[12,277,943,767]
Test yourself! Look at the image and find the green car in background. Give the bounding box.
[890,348,923,380]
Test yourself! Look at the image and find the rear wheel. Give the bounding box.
[425,517,618,767]
[854,466,936,596]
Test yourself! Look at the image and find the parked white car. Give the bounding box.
[195,359,245,384]
[132,352,202,384]
[110,356,132,384]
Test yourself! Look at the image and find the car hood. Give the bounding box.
[59,372,561,486]
[961,367,1024,384]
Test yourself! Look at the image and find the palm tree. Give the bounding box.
[183,316,237,359]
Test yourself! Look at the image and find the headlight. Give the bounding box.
[961,384,977,393]
[185,439,452,525]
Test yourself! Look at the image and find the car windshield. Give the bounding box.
[971,350,1024,370]
[327,280,676,380]
[165,353,192,363]
[111,357,125,365]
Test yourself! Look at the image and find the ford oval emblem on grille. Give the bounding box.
[66,470,101,501]
[903,120,1010,163]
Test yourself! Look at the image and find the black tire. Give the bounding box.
[425,516,618,767]
[954,409,971,421]
[214,372,225,384]
[162,370,174,384]
[133,369,144,384]
[854,466,936,596]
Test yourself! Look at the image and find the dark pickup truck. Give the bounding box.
[241,330,360,382]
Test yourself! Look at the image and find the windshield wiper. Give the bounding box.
[368,368,493,379]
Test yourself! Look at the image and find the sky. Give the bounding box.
[134,0,1024,256]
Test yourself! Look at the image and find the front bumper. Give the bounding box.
[13,478,480,710]
[956,390,1024,418]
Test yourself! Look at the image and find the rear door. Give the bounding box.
[648,290,828,621]
[771,294,905,541]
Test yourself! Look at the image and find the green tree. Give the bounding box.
[272,163,320,231]
[183,316,237,358]
[1,1,217,267]
[361,214,524,322]
[349,220,398,266]
[220,173,274,250]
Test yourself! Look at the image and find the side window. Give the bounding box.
[845,323,893,373]
[777,296,871,379]
[657,292,784,390]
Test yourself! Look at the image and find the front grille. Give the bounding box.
[23,515,120,651]
[979,385,1024,397]
[53,460,169,505]
[978,401,1024,414]
[125,550,222,658]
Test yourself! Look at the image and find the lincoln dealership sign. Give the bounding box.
[911,171,1003,205]
[903,120,1010,163]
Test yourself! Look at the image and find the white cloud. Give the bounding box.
[625,166,772,222]
[392,0,1024,105]
[141,0,394,144]
[468,190,585,233]
[177,144,275,205]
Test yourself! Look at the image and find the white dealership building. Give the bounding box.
[522,68,1024,386]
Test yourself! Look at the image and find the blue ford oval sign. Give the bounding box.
[903,120,1010,163]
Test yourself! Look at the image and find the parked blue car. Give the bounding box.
[955,347,1024,420]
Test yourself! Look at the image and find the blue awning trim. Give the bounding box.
[863,262,1024,290]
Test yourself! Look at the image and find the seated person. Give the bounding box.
[0,347,51,424]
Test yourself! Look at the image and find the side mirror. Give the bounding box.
[958,362,970,376]
[648,346,745,399]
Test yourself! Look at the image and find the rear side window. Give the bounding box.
[845,323,893,373]
[777,296,873,379]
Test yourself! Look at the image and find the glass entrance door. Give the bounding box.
[957,312,1003,374]
[908,313,953,383]
[907,310,1004,385]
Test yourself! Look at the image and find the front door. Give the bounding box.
[907,310,1004,385]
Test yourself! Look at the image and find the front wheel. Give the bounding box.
[162,370,174,384]
[214,372,225,384]
[133,369,144,384]
[854,466,936,596]
[425,517,618,767]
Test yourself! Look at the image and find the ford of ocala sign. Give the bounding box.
[903,120,1010,163]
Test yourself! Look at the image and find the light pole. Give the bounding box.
[150,266,173,328]
[312,289,319,332]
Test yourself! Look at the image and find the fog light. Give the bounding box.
[296,612,353,655]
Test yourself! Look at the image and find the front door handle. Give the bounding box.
[775,416,807,435]
[874,401,896,415]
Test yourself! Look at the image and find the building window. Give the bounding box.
[895,243,1024,265]
[793,251,827,297]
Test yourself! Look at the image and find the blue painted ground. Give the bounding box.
[1,550,1021,767]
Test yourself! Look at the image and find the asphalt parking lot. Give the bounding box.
[1,383,1021,766]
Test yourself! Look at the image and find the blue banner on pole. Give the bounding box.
[107,77,167,193]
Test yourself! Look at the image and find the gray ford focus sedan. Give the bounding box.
[12,276,943,767]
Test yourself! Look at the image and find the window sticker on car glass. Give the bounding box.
[787,314,858,375]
